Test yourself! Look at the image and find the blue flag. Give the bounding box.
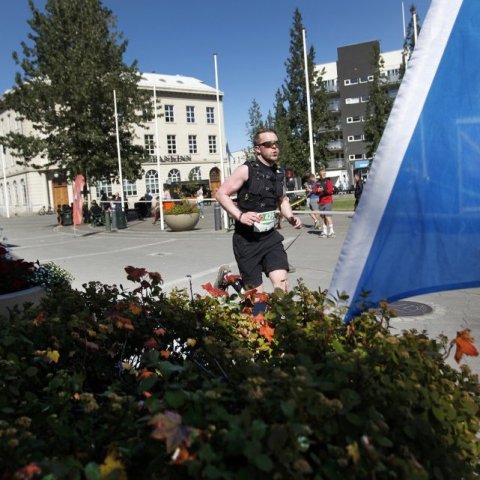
[329,0,480,317]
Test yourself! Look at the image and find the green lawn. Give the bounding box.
[333,194,355,211]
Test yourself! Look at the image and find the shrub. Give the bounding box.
[0,269,478,479]
[164,200,199,215]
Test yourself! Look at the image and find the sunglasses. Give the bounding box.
[256,140,280,149]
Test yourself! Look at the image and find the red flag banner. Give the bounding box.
[73,175,85,226]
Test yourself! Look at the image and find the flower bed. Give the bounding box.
[0,267,478,479]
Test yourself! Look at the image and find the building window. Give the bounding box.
[345,97,360,104]
[145,170,159,194]
[349,154,364,160]
[186,106,195,123]
[123,179,138,196]
[168,169,181,183]
[167,135,177,154]
[208,135,217,154]
[165,105,174,123]
[20,179,27,205]
[189,166,202,181]
[347,135,364,142]
[96,180,112,199]
[360,96,370,103]
[206,106,215,124]
[346,116,364,123]
[144,134,155,155]
[188,135,197,154]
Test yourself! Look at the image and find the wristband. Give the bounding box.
[238,212,243,222]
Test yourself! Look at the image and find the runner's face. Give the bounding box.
[255,133,280,164]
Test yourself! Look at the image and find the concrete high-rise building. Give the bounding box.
[316,41,403,187]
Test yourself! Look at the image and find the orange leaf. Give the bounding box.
[128,303,142,315]
[259,323,275,343]
[201,282,228,297]
[171,445,195,464]
[138,369,155,379]
[452,329,479,363]
[15,463,42,479]
[160,350,171,359]
[32,312,46,326]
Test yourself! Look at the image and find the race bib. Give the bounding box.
[253,210,276,232]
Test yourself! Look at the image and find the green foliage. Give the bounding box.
[0,269,479,479]
[364,44,394,159]
[30,261,74,293]
[164,201,200,215]
[0,0,152,182]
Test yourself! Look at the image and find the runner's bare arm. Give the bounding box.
[215,165,249,222]
[278,195,302,229]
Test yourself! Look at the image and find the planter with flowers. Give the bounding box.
[163,200,200,231]
[0,243,73,317]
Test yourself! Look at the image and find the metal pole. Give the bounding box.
[413,10,418,45]
[113,89,125,224]
[0,145,10,218]
[402,1,406,40]
[153,84,165,230]
[302,29,315,175]
[214,53,229,229]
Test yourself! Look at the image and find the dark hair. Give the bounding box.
[253,128,278,146]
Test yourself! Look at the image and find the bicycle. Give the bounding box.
[38,205,54,215]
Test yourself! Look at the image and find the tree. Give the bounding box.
[399,4,422,77]
[244,99,265,159]
[275,9,333,176]
[363,44,394,159]
[0,0,152,184]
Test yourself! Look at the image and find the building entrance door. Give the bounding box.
[209,167,221,198]
[52,180,69,208]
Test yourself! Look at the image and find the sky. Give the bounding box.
[0,0,432,152]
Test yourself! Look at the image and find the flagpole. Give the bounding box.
[113,89,124,215]
[153,84,165,230]
[0,145,10,218]
[413,9,418,45]
[214,53,229,229]
[302,29,315,175]
[402,2,407,40]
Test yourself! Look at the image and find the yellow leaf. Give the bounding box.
[99,452,127,480]
[46,350,60,363]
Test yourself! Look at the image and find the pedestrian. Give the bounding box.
[144,188,153,217]
[354,171,364,211]
[303,173,321,229]
[317,168,335,238]
[196,185,205,218]
[215,128,301,294]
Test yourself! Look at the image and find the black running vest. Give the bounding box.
[236,160,285,213]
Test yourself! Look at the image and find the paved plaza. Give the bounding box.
[1,205,479,375]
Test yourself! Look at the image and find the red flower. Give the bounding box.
[15,463,42,479]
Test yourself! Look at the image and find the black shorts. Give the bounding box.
[232,229,289,288]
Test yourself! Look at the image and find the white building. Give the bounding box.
[0,72,227,216]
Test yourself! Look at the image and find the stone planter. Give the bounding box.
[164,212,200,231]
[0,286,45,318]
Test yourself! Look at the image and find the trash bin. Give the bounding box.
[112,208,127,229]
[214,203,222,231]
[62,209,73,226]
